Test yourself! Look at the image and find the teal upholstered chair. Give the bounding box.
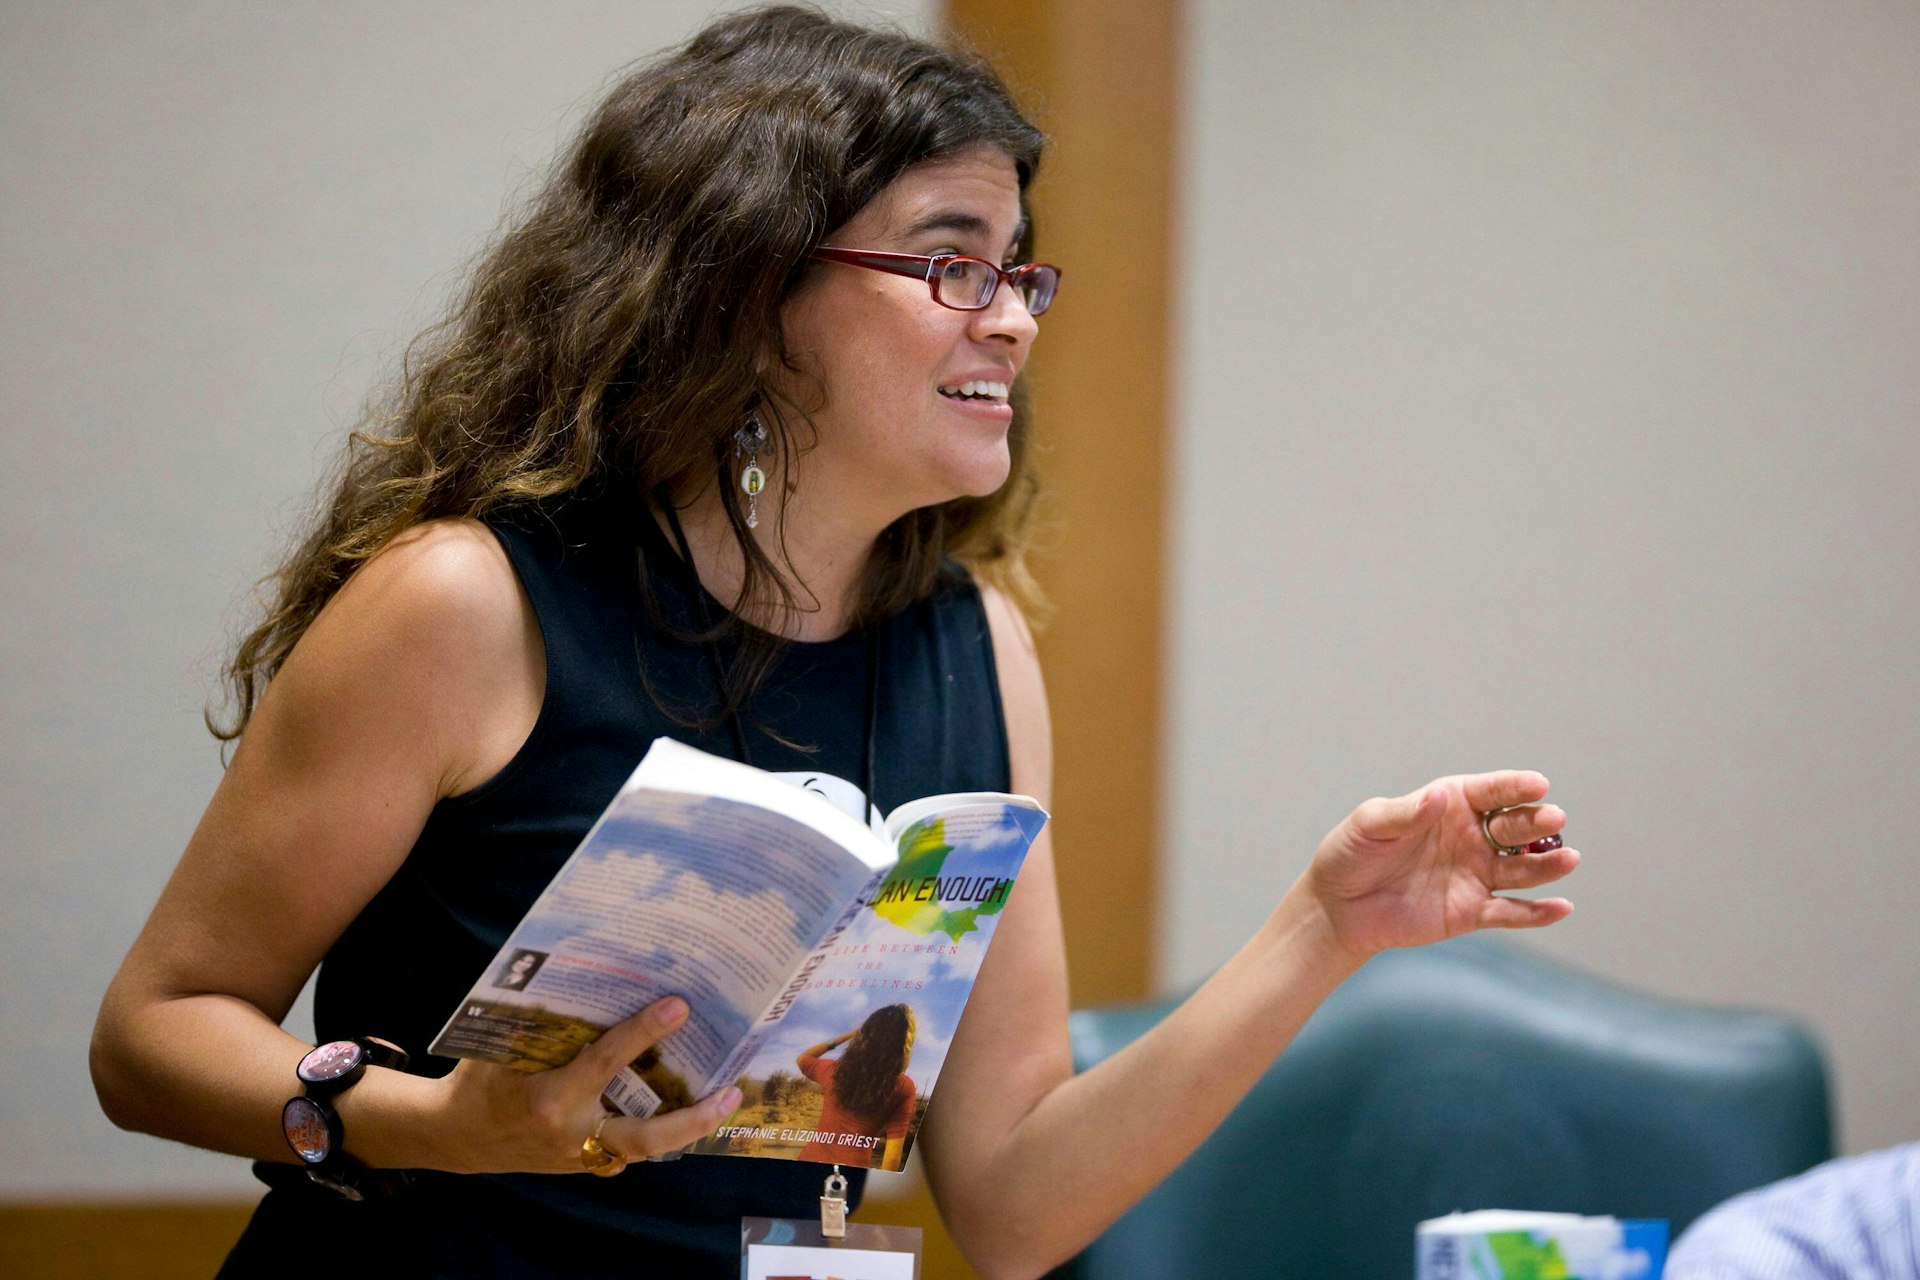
[1052,935,1831,1280]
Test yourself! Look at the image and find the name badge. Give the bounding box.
[740,1218,921,1280]
[742,1171,921,1279]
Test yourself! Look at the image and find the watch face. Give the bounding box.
[297,1040,364,1086]
[283,1096,333,1164]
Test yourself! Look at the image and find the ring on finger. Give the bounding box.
[580,1111,629,1177]
[1482,805,1543,855]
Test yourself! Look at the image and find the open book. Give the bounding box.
[429,737,1048,1171]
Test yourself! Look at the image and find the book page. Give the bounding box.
[692,797,1048,1170]
[880,790,1035,844]
[430,782,880,1096]
[629,738,890,869]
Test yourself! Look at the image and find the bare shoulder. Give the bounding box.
[259,517,542,796]
[977,578,1036,656]
[976,581,1041,698]
[97,520,541,1022]
[328,517,526,642]
[976,581,1052,800]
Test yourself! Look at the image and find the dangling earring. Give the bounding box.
[735,416,769,529]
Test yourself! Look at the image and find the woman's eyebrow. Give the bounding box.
[899,209,1028,254]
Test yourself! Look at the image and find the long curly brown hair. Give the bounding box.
[831,1003,917,1125]
[212,5,1046,744]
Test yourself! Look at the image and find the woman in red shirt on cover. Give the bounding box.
[796,1005,918,1171]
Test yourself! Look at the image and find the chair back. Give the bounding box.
[1057,934,1831,1279]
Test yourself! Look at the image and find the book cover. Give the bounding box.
[691,798,1045,1170]
[429,738,1047,1171]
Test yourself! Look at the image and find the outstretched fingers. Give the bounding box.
[1470,768,1580,928]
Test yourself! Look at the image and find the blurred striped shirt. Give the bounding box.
[1666,1144,1920,1279]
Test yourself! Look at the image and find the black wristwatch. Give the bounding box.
[281,1037,413,1200]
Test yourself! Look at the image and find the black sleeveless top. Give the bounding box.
[229,498,1010,1279]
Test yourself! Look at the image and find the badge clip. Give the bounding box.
[819,1165,849,1239]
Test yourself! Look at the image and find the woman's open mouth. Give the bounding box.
[938,379,1009,404]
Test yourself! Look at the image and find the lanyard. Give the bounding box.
[656,498,882,810]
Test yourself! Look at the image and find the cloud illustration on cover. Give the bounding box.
[495,791,875,1076]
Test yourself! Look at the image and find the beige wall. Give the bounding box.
[9,0,1916,1223]
[0,0,932,1200]
[1162,1,1919,1155]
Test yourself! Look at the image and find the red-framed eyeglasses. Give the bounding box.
[808,246,1062,316]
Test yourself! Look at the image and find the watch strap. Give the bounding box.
[359,1035,410,1072]
[282,1034,415,1201]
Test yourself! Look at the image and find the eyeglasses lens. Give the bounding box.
[935,259,993,309]
[1018,266,1058,316]
[935,259,1057,316]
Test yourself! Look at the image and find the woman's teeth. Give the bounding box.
[939,380,1010,403]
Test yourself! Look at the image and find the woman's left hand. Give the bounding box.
[1305,770,1579,960]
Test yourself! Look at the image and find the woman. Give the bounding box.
[796,1005,919,1171]
[90,7,1578,1278]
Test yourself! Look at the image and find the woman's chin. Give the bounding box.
[853,443,1012,518]
[939,442,1014,503]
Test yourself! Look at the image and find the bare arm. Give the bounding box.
[920,586,1579,1278]
[90,520,737,1176]
[797,1030,856,1073]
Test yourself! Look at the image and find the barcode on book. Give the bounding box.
[601,1067,664,1118]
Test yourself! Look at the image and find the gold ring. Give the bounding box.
[580,1112,629,1177]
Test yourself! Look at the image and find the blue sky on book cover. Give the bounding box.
[723,802,1047,1093]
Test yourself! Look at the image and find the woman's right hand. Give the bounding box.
[423,996,742,1174]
